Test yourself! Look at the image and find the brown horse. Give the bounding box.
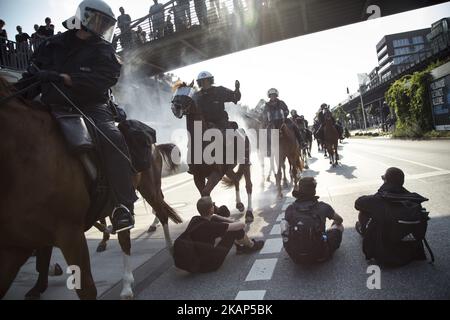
[275,121,304,199]
[0,77,182,300]
[323,111,340,167]
[171,82,254,223]
[25,143,180,300]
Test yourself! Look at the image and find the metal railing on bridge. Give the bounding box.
[0,37,46,71]
[114,0,270,52]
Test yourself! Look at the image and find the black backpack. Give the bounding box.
[173,219,206,273]
[118,120,157,172]
[363,193,434,267]
[283,202,326,264]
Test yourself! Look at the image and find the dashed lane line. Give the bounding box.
[235,290,267,300]
[260,238,283,255]
[245,258,278,282]
[270,224,281,236]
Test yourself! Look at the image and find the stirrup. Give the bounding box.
[111,205,134,233]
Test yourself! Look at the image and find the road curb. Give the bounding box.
[99,247,173,300]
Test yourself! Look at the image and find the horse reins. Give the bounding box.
[1,65,138,174]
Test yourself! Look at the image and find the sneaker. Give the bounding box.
[111,205,135,234]
[236,239,265,255]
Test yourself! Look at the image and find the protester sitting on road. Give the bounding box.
[175,197,264,273]
[355,167,428,236]
[354,167,432,266]
[282,177,344,264]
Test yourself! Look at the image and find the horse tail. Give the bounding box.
[159,197,183,224]
[156,143,180,174]
[222,165,245,188]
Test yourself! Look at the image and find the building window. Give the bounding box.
[394,47,410,55]
[412,36,424,44]
[393,38,409,47]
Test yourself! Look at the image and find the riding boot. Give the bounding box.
[85,105,138,233]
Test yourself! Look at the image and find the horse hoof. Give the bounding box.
[236,202,245,212]
[120,292,135,300]
[305,165,309,170]
[96,242,107,253]
[245,211,254,223]
[147,226,157,233]
[266,177,271,183]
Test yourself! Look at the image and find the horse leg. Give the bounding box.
[226,170,244,212]
[194,174,207,196]
[275,163,283,199]
[59,231,97,300]
[0,248,33,299]
[243,165,254,223]
[148,209,160,233]
[95,218,110,253]
[282,163,289,188]
[25,246,53,300]
[118,230,134,300]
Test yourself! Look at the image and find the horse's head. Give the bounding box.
[171,81,197,119]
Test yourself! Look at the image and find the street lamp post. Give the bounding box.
[358,86,368,131]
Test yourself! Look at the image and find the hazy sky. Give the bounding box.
[1,1,449,122]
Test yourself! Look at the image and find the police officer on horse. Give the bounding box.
[15,0,136,233]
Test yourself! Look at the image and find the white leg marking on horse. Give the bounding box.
[120,254,134,300]
[163,223,173,248]
[150,212,160,228]
[247,193,253,212]
[236,190,242,204]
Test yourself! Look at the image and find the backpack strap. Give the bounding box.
[423,238,435,264]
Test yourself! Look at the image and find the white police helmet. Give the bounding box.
[196,71,214,86]
[64,0,117,43]
[268,88,279,98]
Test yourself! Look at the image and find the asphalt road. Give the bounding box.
[137,138,450,300]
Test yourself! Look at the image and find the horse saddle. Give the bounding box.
[51,109,156,230]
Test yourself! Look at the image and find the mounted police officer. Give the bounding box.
[193,71,241,130]
[15,0,136,233]
[263,88,289,130]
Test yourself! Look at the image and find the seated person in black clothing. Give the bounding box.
[282,177,344,264]
[354,167,428,236]
[189,197,264,273]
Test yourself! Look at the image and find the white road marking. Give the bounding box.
[282,203,290,210]
[270,224,281,235]
[260,238,283,254]
[276,213,283,222]
[357,149,448,172]
[245,259,278,281]
[235,290,266,300]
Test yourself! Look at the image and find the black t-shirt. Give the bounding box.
[38,25,54,38]
[188,216,229,247]
[285,199,335,231]
[16,33,31,43]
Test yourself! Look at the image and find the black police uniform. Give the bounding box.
[17,30,138,214]
[263,99,289,129]
[193,86,241,129]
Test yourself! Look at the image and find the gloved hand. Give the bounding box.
[36,70,64,83]
[235,80,240,91]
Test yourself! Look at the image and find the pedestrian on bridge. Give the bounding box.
[117,7,132,49]
[150,0,165,39]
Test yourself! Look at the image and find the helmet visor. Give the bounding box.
[84,8,117,43]
[173,86,196,99]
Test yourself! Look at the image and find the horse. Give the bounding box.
[171,82,254,223]
[25,143,179,300]
[0,77,182,300]
[275,120,304,199]
[323,111,340,167]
